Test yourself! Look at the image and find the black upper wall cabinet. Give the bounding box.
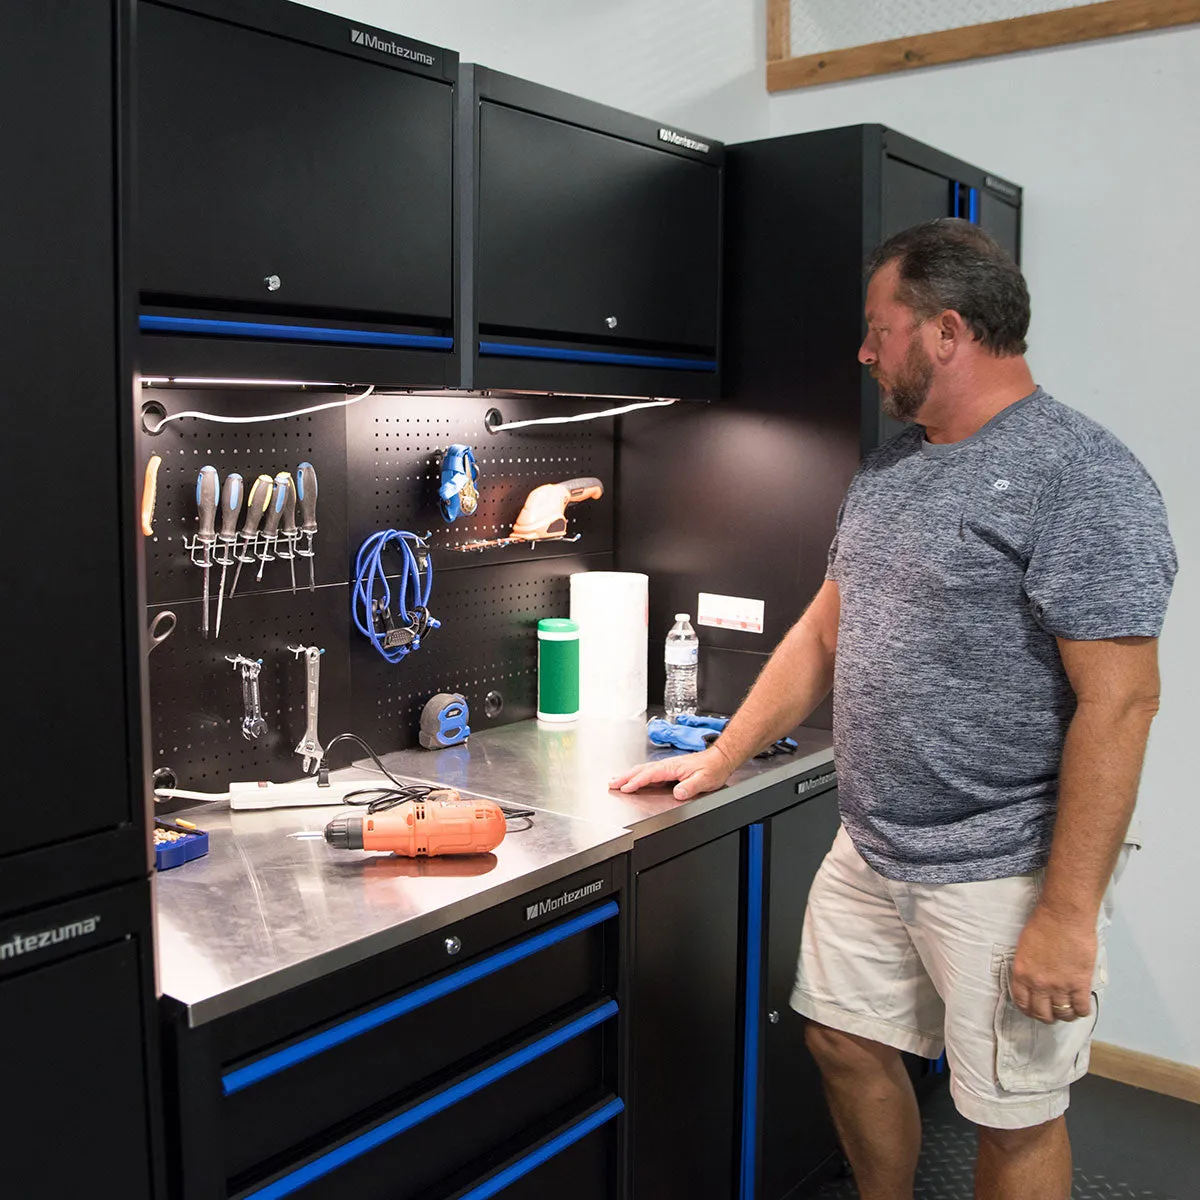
[460,67,724,400]
[136,0,458,386]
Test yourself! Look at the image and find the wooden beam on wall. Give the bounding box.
[767,0,791,62]
[1089,1041,1200,1106]
[767,0,1200,91]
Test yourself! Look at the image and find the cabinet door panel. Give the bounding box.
[979,193,1021,262]
[761,791,843,1200]
[632,832,741,1199]
[138,2,453,323]
[1,0,133,865]
[1,940,152,1198]
[882,156,952,238]
[478,102,720,351]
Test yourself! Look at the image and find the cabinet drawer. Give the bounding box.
[231,1000,617,1200]
[451,1099,622,1200]
[221,901,617,1177]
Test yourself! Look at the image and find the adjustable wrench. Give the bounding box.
[290,645,324,774]
[227,655,267,740]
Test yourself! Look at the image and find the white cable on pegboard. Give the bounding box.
[142,384,375,432]
[488,397,676,432]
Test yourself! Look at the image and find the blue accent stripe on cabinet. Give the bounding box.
[969,187,980,224]
[242,1000,619,1200]
[739,823,765,1200]
[478,340,717,372]
[455,1098,625,1200]
[139,313,453,350]
[222,899,619,1095]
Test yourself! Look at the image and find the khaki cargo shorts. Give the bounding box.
[790,826,1126,1130]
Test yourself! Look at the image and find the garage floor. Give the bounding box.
[811,1074,1197,1200]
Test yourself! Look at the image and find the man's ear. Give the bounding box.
[934,308,969,362]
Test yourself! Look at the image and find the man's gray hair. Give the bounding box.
[867,218,1030,357]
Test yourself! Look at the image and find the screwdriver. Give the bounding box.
[194,465,219,636]
[278,471,299,594]
[256,472,289,582]
[230,474,273,598]
[297,462,318,591]
[214,472,244,638]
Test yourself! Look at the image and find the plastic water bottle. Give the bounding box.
[664,613,699,720]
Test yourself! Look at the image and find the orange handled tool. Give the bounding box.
[510,477,603,540]
[324,792,506,856]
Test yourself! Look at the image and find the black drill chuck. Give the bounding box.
[324,815,364,850]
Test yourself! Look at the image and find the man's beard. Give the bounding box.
[879,339,934,423]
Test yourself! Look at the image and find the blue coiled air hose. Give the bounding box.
[352,530,439,663]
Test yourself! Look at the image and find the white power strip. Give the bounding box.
[228,777,380,811]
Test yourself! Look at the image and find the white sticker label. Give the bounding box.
[697,592,765,634]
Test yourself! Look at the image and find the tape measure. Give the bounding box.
[419,693,471,749]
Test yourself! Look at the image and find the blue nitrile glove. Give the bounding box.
[675,713,729,733]
[677,713,797,757]
[646,718,720,753]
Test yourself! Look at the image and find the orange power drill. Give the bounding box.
[323,790,507,856]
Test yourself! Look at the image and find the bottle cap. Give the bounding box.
[675,613,690,621]
[538,618,578,635]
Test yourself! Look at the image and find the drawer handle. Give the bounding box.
[222,899,619,1095]
[139,313,454,351]
[478,340,717,372]
[456,1097,624,1200]
[241,1000,619,1200]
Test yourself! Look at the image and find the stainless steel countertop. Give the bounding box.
[370,717,835,840]
[156,718,834,1026]
[156,776,631,1026]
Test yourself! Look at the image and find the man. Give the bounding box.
[610,219,1177,1200]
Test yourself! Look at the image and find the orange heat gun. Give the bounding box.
[323,790,507,856]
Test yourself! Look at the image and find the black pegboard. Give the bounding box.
[347,553,611,754]
[137,387,350,606]
[347,392,614,567]
[137,385,616,798]
[147,586,352,803]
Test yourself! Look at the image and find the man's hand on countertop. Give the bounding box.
[609,744,736,802]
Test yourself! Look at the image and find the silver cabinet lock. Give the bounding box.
[605,315,618,329]
[768,1010,780,1024]
[444,936,462,956]
[264,274,282,292]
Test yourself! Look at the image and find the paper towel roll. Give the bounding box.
[570,571,648,719]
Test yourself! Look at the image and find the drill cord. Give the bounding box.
[317,732,534,828]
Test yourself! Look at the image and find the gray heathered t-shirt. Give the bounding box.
[827,389,1177,883]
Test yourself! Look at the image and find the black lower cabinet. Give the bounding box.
[628,775,842,1200]
[759,793,843,1199]
[162,865,625,1200]
[631,830,742,1199]
[0,879,161,1199]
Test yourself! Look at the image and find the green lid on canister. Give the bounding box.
[538,618,579,636]
[537,619,579,721]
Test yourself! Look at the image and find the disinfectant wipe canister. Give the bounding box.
[537,618,580,723]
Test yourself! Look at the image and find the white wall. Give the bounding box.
[770,28,1200,1068]
[301,1,1198,1067]
[298,0,770,143]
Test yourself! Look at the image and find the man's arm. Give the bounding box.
[609,580,840,800]
[1010,635,1161,1024]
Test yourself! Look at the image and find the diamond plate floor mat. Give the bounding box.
[810,1115,1186,1200]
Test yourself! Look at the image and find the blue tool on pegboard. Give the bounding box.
[419,693,471,749]
[438,444,479,523]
